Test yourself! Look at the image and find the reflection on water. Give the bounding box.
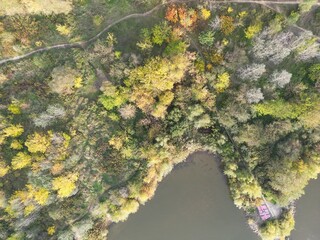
[109,152,258,240]
[291,177,320,240]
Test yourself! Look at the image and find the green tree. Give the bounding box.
[164,40,188,56]
[198,31,215,47]
[309,63,320,81]
[151,21,172,45]
[254,99,311,119]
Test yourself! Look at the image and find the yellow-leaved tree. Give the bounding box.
[215,72,230,93]
[11,152,32,170]
[56,24,71,36]
[3,124,24,137]
[52,173,79,198]
[27,185,50,206]
[201,8,211,20]
[0,161,10,177]
[126,54,191,117]
[25,132,50,153]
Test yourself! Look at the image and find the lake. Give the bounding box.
[109,151,320,240]
[108,151,258,240]
[291,176,320,240]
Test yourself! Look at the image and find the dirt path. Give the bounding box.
[0,0,319,66]
[0,3,166,66]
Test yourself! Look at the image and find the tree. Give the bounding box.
[220,16,235,35]
[245,22,262,39]
[209,16,221,31]
[33,104,66,128]
[151,22,172,45]
[71,219,94,239]
[266,155,318,205]
[8,102,21,115]
[246,88,264,104]
[10,140,23,150]
[194,114,211,129]
[118,104,136,120]
[188,104,205,121]
[251,31,293,64]
[269,70,292,88]
[293,32,319,61]
[47,226,56,236]
[56,24,71,36]
[151,91,175,118]
[200,8,211,20]
[238,64,266,81]
[0,161,10,177]
[299,103,320,128]
[254,99,310,119]
[165,5,198,29]
[309,63,320,81]
[165,4,179,23]
[3,124,24,138]
[49,66,78,95]
[299,0,318,13]
[110,199,139,222]
[73,77,83,89]
[260,210,295,240]
[235,123,264,147]
[198,31,215,47]
[252,30,319,63]
[215,72,230,93]
[99,85,128,111]
[52,173,79,198]
[26,184,49,206]
[109,136,124,150]
[11,152,32,170]
[164,40,188,56]
[25,132,50,153]
[137,28,153,51]
[126,54,191,114]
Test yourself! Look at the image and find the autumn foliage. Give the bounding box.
[165,4,198,29]
[220,15,235,35]
[165,4,179,23]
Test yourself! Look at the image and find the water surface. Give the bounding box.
[109,152,258,240]
[291,177,320,240]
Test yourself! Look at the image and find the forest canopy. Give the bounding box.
[0,0,320,240]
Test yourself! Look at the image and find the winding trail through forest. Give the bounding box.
[0,0,319,66]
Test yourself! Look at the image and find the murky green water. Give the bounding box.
[109,152,258,240]
[291,177,320,240]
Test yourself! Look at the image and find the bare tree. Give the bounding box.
[246,88,264,104]
[251,30,294,64]
[33,104,66,128]
[252,28,320,63]
[119,104,136,120]
[238,63,266,81]
[270,70,292,88]
[209,16,221,31]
